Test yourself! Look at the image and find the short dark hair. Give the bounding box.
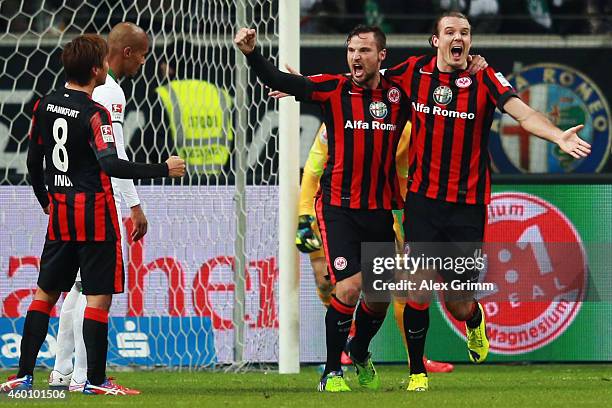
[429,11,470,47]
[346,25,386,51]
[61,34,108,85]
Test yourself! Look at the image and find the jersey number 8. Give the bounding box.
[52,118,69,172]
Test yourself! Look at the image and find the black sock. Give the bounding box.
[17,300,52,377]
[83,307,109,385]
[323,296,355,376]
[403,302,429,375]
[350,301,386,363]
[466,301,482,328]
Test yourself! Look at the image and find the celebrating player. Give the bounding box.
[0,34,185,395]
[297,122,454,374]
[384,11,591,391]
[48,22,150,392]
[236,25,409,392]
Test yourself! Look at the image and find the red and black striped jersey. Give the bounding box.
[28,88,121,242]
[301,73,410,210]
[384,55,518,205]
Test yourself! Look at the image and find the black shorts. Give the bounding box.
[38,240,125,295]
[315,199,395,283]
[403,192,486,284]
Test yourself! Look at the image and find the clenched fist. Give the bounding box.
[234,27,257,55]
[166,156,186,177]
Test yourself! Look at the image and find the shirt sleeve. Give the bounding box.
[26,99,49,209]
[395,121,411,200]
[245,48,313,100]
[481,67,519,112]
[304,123,328,176]
[88,105,118,159]
[93,86,141,208]
[298,123,328,215]
[381,56,420,94]
[111,121,141,208]
[93,86,125,124]
[300,74,342,103]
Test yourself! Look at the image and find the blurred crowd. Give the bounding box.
[301,0,612,34]
[1,0,610,35]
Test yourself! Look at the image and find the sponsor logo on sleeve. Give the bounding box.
[319,126,328,145]
[111,103,123,122]
[101,125,114,143]
[495,72,512,88]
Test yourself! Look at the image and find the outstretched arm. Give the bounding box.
[98,154,185,179]
[503,97,591,159]
[235,28,311,99]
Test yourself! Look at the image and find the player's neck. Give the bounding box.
[352,72,381,90]
[107,54,124,80]
[436,55,467,73]
[65,81,96,95]
[107,67,120,81]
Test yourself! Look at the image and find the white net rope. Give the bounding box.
[0,0,284,369]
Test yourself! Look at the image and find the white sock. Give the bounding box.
[72,291,88,384]
[53,284,80,374]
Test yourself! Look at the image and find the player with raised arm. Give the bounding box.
[383,11,591,391]
[236,25,410,392]
[48,22,151,393]
[0,34,185,395]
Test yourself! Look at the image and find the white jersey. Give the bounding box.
[92,73,140,210]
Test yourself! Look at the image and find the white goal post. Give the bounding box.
[278,0,301,374]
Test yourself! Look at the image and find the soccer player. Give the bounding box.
[297,123,454,374]
[236,25,414,392]
[383,11,591,391]
[48,22,150,392]
[0,34,185,395]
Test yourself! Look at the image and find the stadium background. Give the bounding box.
[0,0,611,370]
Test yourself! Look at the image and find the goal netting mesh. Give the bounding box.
[0,0,313,370]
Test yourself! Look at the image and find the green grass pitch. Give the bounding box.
[2,364,611,407]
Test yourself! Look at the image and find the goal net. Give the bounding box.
[0,0,311,370]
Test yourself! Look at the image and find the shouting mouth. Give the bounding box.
[451,45,463,60]
[353,63,364,79]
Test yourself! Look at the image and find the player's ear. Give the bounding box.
[431,35,439,48]
[379,48,387,61]
[124,46,132,58]
[91,66,103,83]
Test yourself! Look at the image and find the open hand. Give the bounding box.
[557,124,591,159]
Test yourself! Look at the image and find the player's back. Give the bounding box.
[36,88,111,192]
[32,87,120,241]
